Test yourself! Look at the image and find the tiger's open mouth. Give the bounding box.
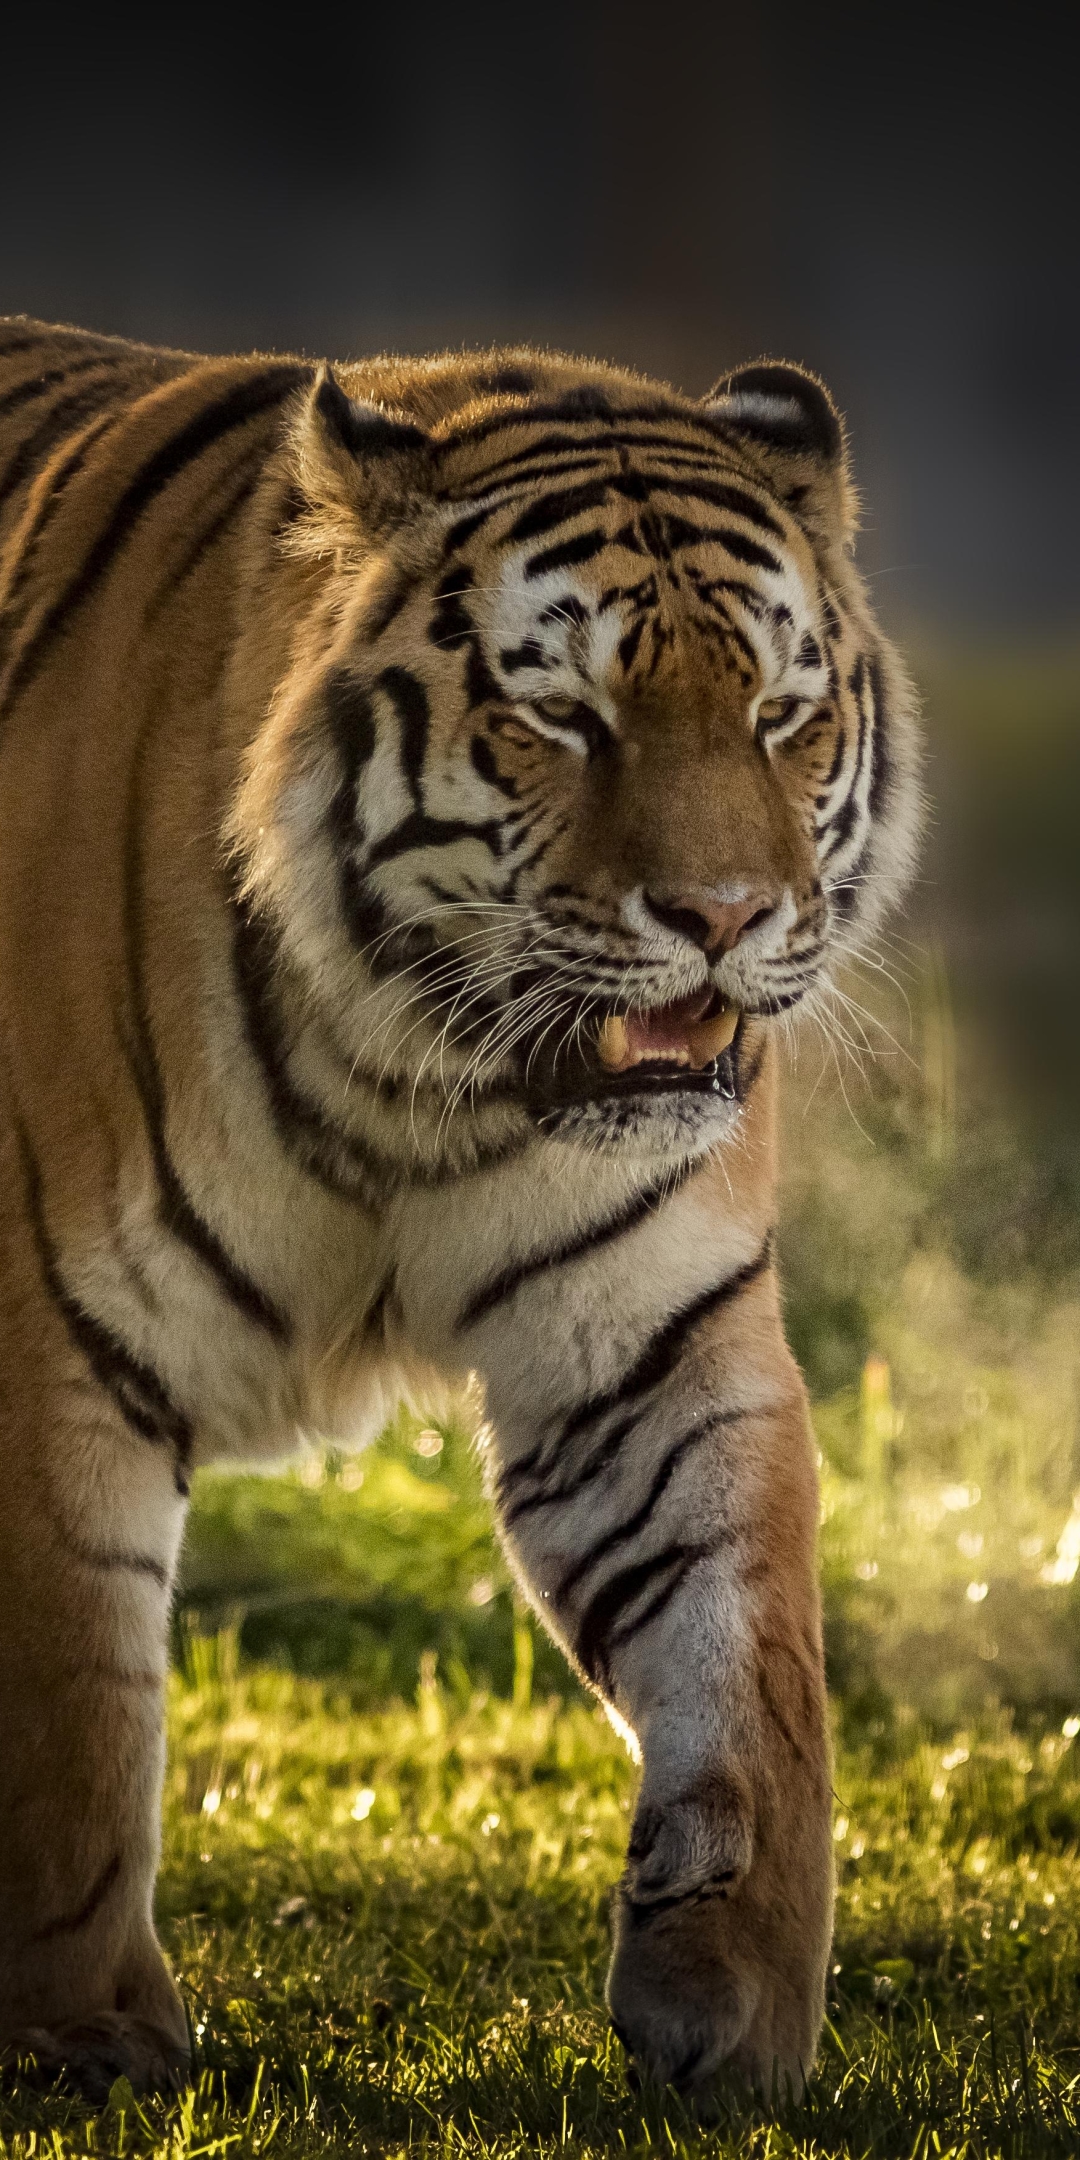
[520,981,744,1115]
[594,986,739,1075]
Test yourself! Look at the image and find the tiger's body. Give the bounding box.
[0,316,919,2100]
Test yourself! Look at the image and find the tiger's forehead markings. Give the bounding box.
[439,448,766,527]
[432,400,788,535]
[420,399,835,724]
[438,444,781,516]
[434,391,743,455]
[435,460,795,595]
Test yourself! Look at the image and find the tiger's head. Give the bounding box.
[233,353,920,1161]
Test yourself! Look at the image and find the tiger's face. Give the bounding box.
[241,359,920,1158]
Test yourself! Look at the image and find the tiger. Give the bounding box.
[0,313,920,2103]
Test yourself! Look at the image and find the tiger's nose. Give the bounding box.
[644,890,776,957]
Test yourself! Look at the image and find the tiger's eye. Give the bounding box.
[757,696,801,725]
[534,694,581,721]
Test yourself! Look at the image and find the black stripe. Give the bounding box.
[363,806,505,873]
[459,1165,695,1329]
[499,637,547,673]
[358,664,504,870]
[0,363,309,719]
[227,876,524,1196]
[779,936,826,967]
[438,441,759,556]
[0,324,124,361]
[503,1405,640,1527]
[816,708,868,859]
[323,673,380,952]
[443,435,608,485]
[687,574,765,620]
[509,476,611,542]
[441,455,613,523]
[122,725,290,1342]
[866,652,891,822]
[663,515,757,552]
[651,478,784,533]
[599,572,658,614]
[685,587,759,665]
[820,800,857,858]
[621,1869,736,1922]
[0,365,128,505]
[143,462,261,618]
[710,529,781,573]
[0,412,121,651]
[751,987,806,1014]
[500,1237,772,1519]
[599,1550,711,1673]
[441,409,637,456]
[829,843,870,920]
[323,668,502,992]
[0,333,49,360]
[557,1416,738,1600]
[557,1234,773,1453]
[471,733,519,795]
[34,1853,122,1943]
[577,1541,709,1688]
[429,567,476,649]
[524,529,607,579]
[819,683,867,864]
[228,878,386,1203]
[380,663,431,802]
[539,595,590,629]
[60,1532,170,1590]
[439,401,764,457]
[440,440,759,516]
[0,357,110,419]
[441,504,500,554]
[15,1120,193,1487]
[823,717,848,790]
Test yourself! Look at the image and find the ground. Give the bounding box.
[4,1632,1080,2157]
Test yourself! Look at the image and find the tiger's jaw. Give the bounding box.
[518,985,752,1154]
[594,989,740,1076]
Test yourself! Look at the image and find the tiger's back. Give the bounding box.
[0,314,919,2101]
[0,323,338,1451]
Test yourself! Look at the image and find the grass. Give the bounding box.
[5,1652,1080,2156]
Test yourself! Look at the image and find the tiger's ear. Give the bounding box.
[291,365,434,545]
[703,361,855,543]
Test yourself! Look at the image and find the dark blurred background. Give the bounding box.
[4,2,1079,1726]
[3,2,1077,628]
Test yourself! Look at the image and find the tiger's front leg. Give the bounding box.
[483,1223,833,2097]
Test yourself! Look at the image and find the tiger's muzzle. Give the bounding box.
[517,982,746,1119]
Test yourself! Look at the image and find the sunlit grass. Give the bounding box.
[6,1657,1080,2156]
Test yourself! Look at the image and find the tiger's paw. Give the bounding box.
[5,2013,190,2104]
[606,1895,821,2103]
[605,1775,830,2103]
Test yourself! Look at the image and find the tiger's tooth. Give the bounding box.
[596,1014,630,1071]
[686,1003,740,1066]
